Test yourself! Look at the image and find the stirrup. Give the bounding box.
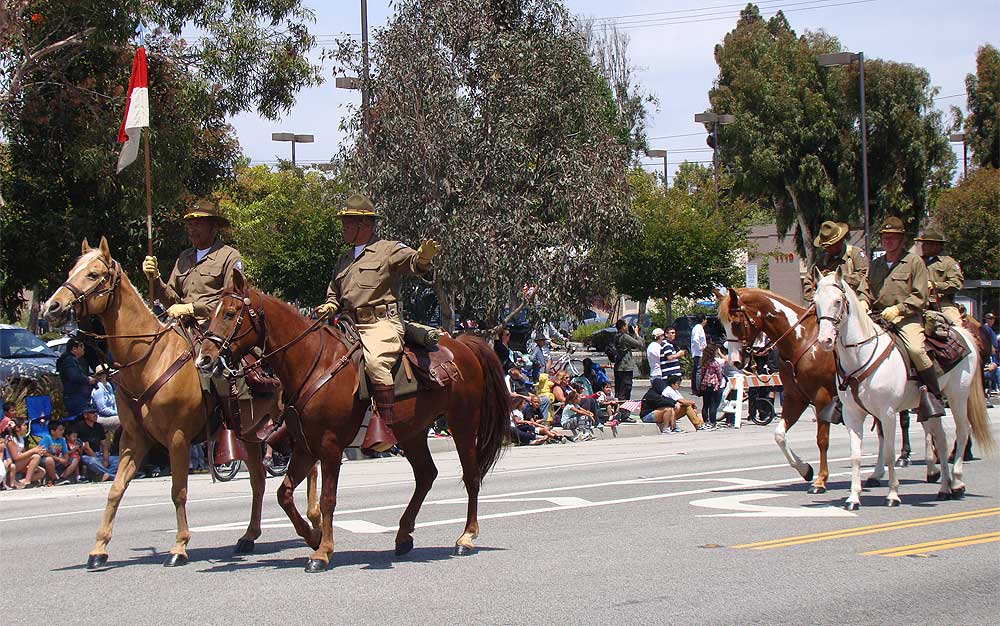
[916,386,945,422]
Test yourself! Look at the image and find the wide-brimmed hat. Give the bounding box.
[94,364,110,376]
[879,216,906,234]
[336,194,380,219]
[915,228,946,243]
[183,197,231,227]
[813,221,849,247]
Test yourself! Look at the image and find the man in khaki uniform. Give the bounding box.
[316,194,439,451]
[803,221,869,303]
[916,228,964,326]
[859,216,944,421]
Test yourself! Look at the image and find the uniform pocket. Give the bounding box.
[195,259,227,292]
[355,261,382,288]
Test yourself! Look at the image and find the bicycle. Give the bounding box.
[548,346,584,377]
[207,441,289,482]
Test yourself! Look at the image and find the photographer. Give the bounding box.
[612,320,645,401]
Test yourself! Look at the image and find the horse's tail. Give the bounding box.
[458,334,510,482]
[967,359,996,456]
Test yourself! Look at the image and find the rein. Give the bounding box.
[59,258,121,318]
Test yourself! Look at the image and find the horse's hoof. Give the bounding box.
[895,457,911,467]
[452,544,474,557]
[304,558,327,573]
[234,539,255,554]
[951,486,965,499]
[808,486,827,495]
[936,490,952,501]
[864,477,881,488]
[844,501,860,511]
[803,465,814,483]
[394,538,414,556]
[926,472,941,484]
[86,554,109,570]
[886,498,901,507]
[163,553,188,568]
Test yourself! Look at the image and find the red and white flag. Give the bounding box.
[116,46,149,173]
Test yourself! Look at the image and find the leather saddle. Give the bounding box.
[878,316,969,376]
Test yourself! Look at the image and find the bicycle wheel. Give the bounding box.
[265,449,290,477]
[748,398,775,425]
[207,441,241,482]
[567,359,585,377]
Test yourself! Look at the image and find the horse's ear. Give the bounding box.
[727,287,740,309]
[232,268,246,293]
[98,236,111,261]
[81,238,91,254]
[813,266,824,284]
[834,266,844,283]
[714,287,727,302]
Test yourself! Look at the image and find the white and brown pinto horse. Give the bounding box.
[43,237,317,569]
[813,271,994,509]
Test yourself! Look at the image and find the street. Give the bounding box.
[2,406,998,626]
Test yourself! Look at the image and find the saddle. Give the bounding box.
[877,312,969,376]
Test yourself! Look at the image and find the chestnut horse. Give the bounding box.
[717,287,837,493]
[195,271,510,572]
[43,238,318,569]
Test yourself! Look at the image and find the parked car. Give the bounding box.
[46,336,70,356]
[671,315,727,354]
[588,313,653,353]
[0,324,61,395]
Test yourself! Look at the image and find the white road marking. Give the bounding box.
[690,492,857,518]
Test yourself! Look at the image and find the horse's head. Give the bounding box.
[815,268,848,352]
[195,269,264,373]
[44,237,122,327]
[717,286,761,365]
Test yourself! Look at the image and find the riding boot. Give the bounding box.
[816,397,843,424]
[916,368,946,422]
[362,383,398,453]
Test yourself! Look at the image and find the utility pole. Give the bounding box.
[694,111,735,209]
[361,0,370,139]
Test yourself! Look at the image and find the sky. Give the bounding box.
[229,0,1000,181]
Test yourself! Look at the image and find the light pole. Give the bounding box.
[336,1,371,138]
[694,111,735,208]
[271,132,314,166]
[949,132,967,178]
[818,51,870,260]
[646,149,667,187]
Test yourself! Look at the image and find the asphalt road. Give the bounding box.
[2,407,998,626]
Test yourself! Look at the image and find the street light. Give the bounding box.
[646,149,667,187]
[336,1,371,138]
[694,111,736,208]
[271,132,314,166]
[949,132,967,178]
[818,50,870,260]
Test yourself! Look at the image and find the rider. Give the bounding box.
[915,228,964,326]
[803,220,868,303]
[859,216,944,422]
[315,194,439,452]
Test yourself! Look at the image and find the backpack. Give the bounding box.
[604,336,621,364]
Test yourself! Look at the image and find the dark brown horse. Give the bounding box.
[195,271,510,572]
[717,287,837,493]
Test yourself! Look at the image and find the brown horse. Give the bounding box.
[717,287,837,493]
[43,237,318,569]
[194,270,510,572]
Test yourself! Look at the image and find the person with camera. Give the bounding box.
[612,320,644,401]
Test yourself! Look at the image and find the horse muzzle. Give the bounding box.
[194,350,218,373]
[44,298,70,327]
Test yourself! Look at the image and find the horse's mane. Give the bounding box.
[738,288,806,313]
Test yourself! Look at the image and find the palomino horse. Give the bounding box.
[43,237,318,569]
[717,287,837,493]
[813,272,995,509]
[195,271,510,572]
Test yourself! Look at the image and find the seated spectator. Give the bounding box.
[560,390,596,440]
[641,376,707,433]
[38,421,79,485]
[91,364,120,429]
[494,328,516,372]
[509,397,563,445]
[664,376,707,432]
[506,367,550,422]
[570,381,603,425]
[64,430,84,482]
[3,415,47,489]
[596,382,624,426]
[583,358,610,392]
[74,404,117,481]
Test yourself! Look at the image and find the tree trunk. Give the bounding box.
[433,278,455,334]
[637,299,647,327]
[785,182,815,268]
[27,286,40,334]
[664,295,674,325]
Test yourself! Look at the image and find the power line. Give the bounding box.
[590,0,860,29]
[599,0,880,31]
[581,0,821,24]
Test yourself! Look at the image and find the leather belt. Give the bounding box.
[354,302,399,324]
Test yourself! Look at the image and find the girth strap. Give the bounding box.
[292,340,361,413]
[836,336,897,417]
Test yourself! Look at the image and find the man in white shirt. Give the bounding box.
[690,314,708,395]
[646,328,665,381]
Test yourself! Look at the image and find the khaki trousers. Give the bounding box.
[897,316,933,371]
[677,405,704,428]
[358,317,405,386]
[941,305,963,326]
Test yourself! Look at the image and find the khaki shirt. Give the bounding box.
[862,251,928,318]
[923,255,963,308]
[803,244,869,303]
[325,239,432,312]
[153,241,243,320]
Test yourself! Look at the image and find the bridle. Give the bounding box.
[202,289,268,372]
[727,296,817,358]
[59,256,122,318]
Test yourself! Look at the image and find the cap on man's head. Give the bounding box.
[651,328,665,338]
[82,403,98,414]
[94,364,110,376]
[986,312,996,319]
[337,194,380,219]
[183,197,231,227]
[879,216,906,234]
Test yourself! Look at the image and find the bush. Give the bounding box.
[572,321,606,346]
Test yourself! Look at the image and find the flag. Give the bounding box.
[116,46,149,173]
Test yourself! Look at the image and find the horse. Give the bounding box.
[813,271,995,509]
[43,237,318,569]
[194,270,510,572]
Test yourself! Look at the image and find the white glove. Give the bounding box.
[166,303,195,319]
[880,305,902,324]
[142,256,158,280]
[316,302,339,318]
[417,239,440,262]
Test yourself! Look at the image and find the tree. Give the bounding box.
[221,164,348,304]
[931,167,1000,280]
[962,44,1000,169]
[708,4,954,265]
[0,1,322,320]
[329,0,635,332]
[615,166,751,322]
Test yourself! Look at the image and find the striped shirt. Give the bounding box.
[660,341,682,379]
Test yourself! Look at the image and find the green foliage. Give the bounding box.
[709,4,954,263]
[571,320,605,345]
[221,165,348,304]
[930,167,1000,280]
[962,44,1000,169]
[329,0,636,331]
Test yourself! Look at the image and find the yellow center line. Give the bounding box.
[731,507,1000,550]
[862,531,1000,557]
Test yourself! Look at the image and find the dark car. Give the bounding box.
[0,324,61,394]
[589,313,652,353]
[671,315,726,353]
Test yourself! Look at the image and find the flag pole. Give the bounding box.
[143,127,153,305]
